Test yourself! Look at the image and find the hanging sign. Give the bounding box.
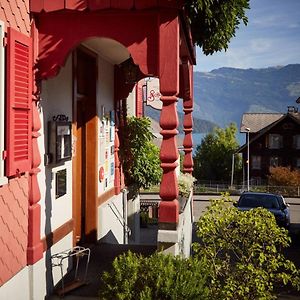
[145,77,162,110]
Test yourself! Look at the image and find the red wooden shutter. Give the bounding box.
[6,28,32,176]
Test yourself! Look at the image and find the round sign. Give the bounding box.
[99,167,105,182]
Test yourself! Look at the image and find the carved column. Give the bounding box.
[27,23,43,265]
[159,96,179,229]
[182,61,194,174]
[157,12,180,231]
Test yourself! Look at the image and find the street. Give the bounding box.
[193,194,300,225]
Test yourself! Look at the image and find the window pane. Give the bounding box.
[270,156,280,167]
[252,156,261,170]
[269,134,282,149]
[294,135,300,149]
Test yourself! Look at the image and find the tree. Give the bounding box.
[269,166,300,187]
[193,195,300,300]
[120,116,162,192]
[193,123,241,182]
[185,0,250,55]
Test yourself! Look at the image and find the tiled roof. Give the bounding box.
[0,0,30,34]
[240,113,284,133]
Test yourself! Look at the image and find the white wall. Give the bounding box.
[158,193,193,258]
[98,193,124,243]
[127,87,136,116]
[0,267,30,300]
[39,56,73,237]
[96,56,116,194]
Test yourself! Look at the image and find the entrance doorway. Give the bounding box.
[73,47,98,244]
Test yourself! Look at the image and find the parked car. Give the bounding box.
[236,192,290,228]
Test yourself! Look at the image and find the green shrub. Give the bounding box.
[120,116,162,193]
[99,194,300,300]
[99,251,209,300]
[193,193,300,300]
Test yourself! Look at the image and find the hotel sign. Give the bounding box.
[145,77,162,110]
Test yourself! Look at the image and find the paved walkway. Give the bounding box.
[47,195,300,300]
[47,243,156,299]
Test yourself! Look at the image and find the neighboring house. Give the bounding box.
[0,1,195,299]
[238,106,300,184]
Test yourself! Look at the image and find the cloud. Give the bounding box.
[195,0,300,72]
[250,39,272,53]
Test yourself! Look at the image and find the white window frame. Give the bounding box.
[0,21,7,185]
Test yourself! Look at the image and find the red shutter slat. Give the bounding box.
[6,27,32,176]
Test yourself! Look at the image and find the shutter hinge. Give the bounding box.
[3,36,7,47]
[2,150,7,160]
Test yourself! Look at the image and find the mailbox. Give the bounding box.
[48,120,72,164]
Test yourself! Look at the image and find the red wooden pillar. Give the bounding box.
[27,23,43,264]
[158,12,180,229]
[182,61,194,174]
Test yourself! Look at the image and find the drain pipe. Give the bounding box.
[122,188,129,244]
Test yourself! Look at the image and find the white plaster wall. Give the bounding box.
[97,56,115,194]
[98,194,124,243]
[39,56,73,237]
[127,193,140,244]
[127,86,136,116]
[49,233,73,289]
[158,193,193,258]
[0,267,30,300]
[178,193,193,258]
[28,256,47,300]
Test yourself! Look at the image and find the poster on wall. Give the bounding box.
[99,119,105,138]
[110,162,114,176]
[105,159,109,174]
[99,136,105,165]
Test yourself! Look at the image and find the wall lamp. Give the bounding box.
[118,56,139,84]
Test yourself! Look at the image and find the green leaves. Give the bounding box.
[120,116,162,191]
[193,194,300,299]
[185,0,250,55]
[99,251,209,300]
[193,123,241,181]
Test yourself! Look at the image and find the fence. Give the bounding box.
[194,182,300,197]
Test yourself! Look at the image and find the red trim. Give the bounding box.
[6,28,32,177]
[27,204,43,264]
[37,11,159,79]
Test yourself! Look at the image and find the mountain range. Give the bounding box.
[146,64,300,140]
[192,64,300,129]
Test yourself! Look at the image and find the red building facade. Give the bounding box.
[0,1,195,297]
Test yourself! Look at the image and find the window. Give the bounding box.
[268,134,283,149]
[6,27,32,176]
[251,155,261,170]
[293,135,300,149]
[0,21,7,185]
[270,156,280,168]
[296,158,300,169]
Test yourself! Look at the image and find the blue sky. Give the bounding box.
[195,0,300,72]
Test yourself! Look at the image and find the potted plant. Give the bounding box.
[178,172,195,212]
